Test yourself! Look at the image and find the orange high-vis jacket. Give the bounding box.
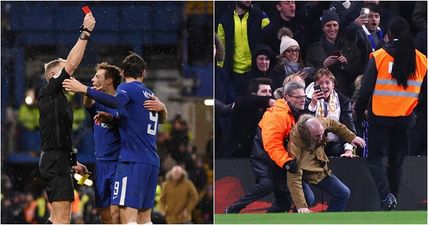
[258,98,296,168]
[371,49,427,117]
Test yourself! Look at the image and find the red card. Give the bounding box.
[82,6,91,14]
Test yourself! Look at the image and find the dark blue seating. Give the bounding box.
[19,129,41,152]
[8,2,183,46]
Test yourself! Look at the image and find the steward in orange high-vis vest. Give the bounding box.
[354,17,427,212]
[370,48,426,117]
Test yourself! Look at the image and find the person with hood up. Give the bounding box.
[247,44,275,81]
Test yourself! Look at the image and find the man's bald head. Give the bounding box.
[297,114,325,148]
[306,118,325,144]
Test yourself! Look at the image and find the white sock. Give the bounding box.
[141,222,153,225]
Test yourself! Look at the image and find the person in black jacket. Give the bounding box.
[218,77,275,158]
[343,3,385,67]
[261,1,324,61]
[38,13,94,224]
[247,44,274,80]
[305,9,363,98]
[223,78,274,213]
[225,81,314,214]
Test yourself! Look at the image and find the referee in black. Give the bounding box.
[38,12,95,224]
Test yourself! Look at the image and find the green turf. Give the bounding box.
[215,211,427,224]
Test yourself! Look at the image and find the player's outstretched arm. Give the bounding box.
[63,77,88,93]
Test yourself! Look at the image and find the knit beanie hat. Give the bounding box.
[253,44,273,60]
[321,10,340,27]
[280,35,299,55]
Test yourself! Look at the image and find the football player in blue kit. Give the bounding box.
[63,53,167,224]
[83,63,122,223]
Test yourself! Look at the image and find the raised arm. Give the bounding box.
[64,13,96,76]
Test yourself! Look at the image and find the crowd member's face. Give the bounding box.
[277,1,295,20]
[284,47,300,62]
[323,21,339,42]
[256,54,270,72]
[285,88,306,110]
[91,69,109,92]
[172,166,183,181]
[316,75,335,99]
[364,0,379,4]
[237,1,252,10]
[309,122,325,144]
[256,84,272,97]
[367,12,380,32]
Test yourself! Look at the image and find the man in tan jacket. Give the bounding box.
[159,166,199,223]
[287,114,366,213]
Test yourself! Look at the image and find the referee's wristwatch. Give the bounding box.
[79,25,91,41]
[79,32,90,41]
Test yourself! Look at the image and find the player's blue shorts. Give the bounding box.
[111,162,159,209]
[94,160,117,208]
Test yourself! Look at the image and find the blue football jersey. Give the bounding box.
[87,102,120,161]
[115,81,160,166]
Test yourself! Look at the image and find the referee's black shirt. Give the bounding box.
[38,69,73,152]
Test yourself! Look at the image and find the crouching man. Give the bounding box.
[286,114,366,213]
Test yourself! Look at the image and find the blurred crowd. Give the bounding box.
[215,1,426,159]
[1,114,213,224]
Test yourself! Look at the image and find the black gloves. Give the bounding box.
[283,159,298,173]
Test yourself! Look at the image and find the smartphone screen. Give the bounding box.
[331,50,342,57]
[314,84,321,92]
[360,8,369,19]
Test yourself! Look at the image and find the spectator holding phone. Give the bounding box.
[343,3,385,67]
[271,28,315,90]
[305,68,357,157]
[306,9,362,98]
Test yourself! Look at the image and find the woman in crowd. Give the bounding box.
[271,28,314,90]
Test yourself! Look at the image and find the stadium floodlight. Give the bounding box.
[204,99,214,106]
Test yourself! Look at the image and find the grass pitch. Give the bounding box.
[215,210,427,224]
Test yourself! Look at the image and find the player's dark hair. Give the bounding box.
[121,52,147,79]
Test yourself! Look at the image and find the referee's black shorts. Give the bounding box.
[39,150,74,203]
